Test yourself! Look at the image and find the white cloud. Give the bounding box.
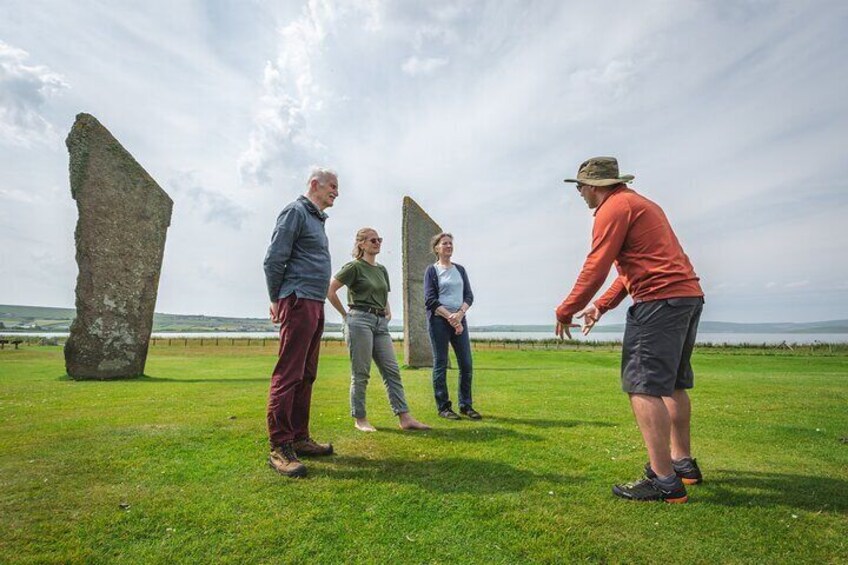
[401,56,449,76]
[168,171,250,230]
[237,0,382,186]
[568,58,637,102]
[237,18,327,186]
[0,40,68,147]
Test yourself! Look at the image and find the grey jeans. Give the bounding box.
[345,310,409,418]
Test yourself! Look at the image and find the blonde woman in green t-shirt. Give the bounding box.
[327,228,431,432]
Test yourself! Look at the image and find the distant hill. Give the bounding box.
[472,320,848,334]
[0,304,340,333]
[1,304,847,334]
[696,320,848,333]
[0,305,77,331]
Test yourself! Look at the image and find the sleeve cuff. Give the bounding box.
[555,307,572,325]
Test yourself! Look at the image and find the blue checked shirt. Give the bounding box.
[264,196,331,302]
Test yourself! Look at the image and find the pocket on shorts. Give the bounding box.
[626,303,638,324]
[630,300,666,326]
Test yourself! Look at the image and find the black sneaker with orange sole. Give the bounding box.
[644,457,703,485]
[612,477,688,504]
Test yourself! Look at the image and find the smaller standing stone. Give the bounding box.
[402,196,443,368]
[64,113,173,380]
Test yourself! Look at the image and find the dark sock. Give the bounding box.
[654,473,681,489]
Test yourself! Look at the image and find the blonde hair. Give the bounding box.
[430,232,453,256]
[352,227,378,259]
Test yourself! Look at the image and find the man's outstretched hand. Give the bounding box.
[576,303,601,335]
[555,321,580,340]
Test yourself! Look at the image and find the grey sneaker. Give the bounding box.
[438,408,461,420]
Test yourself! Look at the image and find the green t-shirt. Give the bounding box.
[334,259,391,310]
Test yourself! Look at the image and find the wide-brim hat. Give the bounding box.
[564,156,634,186]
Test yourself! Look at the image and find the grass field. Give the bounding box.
[1,341,846,563]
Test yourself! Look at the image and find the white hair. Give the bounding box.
[306,167,337,187]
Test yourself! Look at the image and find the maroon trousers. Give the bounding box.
[267,295,325,447]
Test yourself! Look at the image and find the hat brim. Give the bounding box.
[563,174,634,186]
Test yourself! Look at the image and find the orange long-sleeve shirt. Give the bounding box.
[556,187,703,325]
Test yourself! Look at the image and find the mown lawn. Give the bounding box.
[1,341,846,563]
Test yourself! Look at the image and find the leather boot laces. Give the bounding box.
[281,444,299,461]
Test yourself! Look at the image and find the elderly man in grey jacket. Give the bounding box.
[263,168,338,478]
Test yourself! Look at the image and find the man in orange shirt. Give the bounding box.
[556,156,704,503]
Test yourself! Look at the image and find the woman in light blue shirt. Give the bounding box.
[423,233,481,420]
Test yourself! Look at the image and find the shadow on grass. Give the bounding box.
[488,416,617,429]
[319,454,583,494]
[57,374,267,383]
[473,366,570,372]
[138,375,267,384]
[704,470,848,513]
[379,425,542,443]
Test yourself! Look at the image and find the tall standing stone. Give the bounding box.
[402,196,442,368]
[64,113,173,380]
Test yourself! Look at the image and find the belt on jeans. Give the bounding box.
[349,305,387,316]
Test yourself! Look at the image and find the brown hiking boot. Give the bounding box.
[268,444,307,477]
[293,437,334,457]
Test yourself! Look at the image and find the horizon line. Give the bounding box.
[2,303,847,327]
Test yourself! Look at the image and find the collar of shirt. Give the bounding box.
[592,185,626,217]
[298,195,329,221]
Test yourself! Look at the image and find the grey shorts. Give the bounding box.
[621,297,704,397]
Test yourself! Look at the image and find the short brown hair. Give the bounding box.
[430,232,453,256]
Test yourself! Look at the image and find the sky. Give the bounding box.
[1,0,846,326]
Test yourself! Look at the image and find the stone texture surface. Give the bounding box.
[402,196,442,368]
[64,113,173,379]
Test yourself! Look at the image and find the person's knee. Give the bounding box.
[628,392,666,409]
[351,369,371,384]
[381,367,402,383]
[431,364,448,383]
[672,388,690,399]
